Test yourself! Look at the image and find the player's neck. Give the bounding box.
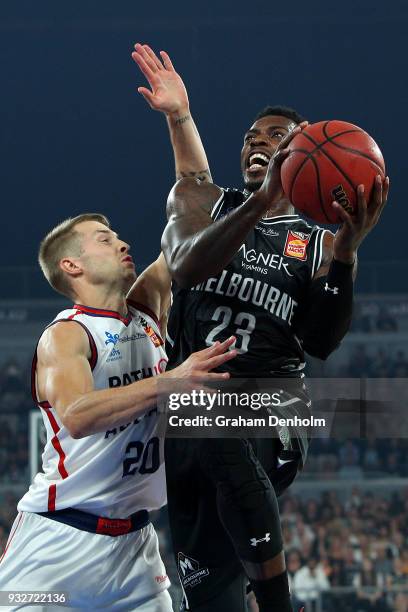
[74,286,128,317]
[262,198,295,219]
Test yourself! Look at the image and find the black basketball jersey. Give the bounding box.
[166,188,327,376]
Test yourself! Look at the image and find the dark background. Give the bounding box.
[1,0,405,292]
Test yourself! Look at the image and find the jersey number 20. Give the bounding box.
[122,437,160,478]
[205,306,256,354]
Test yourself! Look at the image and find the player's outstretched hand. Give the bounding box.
[332,175,390,264]
[166,337,237,383]
[132,43,189,115]
[255,121,308,210]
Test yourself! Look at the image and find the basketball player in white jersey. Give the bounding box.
[0,213,236,611]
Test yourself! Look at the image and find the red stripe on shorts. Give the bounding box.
[0,513,24,563]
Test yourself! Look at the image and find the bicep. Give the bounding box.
[37,323,94,425]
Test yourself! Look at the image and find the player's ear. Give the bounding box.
[59,257,83,278]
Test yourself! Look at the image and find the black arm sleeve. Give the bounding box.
[300,258,354,360]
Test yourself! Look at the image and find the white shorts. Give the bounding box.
[0,512,173,611]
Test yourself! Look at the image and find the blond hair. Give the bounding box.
[39,213,110,298]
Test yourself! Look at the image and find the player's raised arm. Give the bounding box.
[299,176,389,360]
[132,43,212,183]
[161,126,305,288]
[127,253,171,335]
[37,321,236,439]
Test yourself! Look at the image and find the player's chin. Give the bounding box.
[123,268,137,284]
[243,175,265,193]
[243,168,267,192]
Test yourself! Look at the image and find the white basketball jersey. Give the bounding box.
[19,301,168,518]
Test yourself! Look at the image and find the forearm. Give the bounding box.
[64,377,159,438]
[301,259,355,360]
[164,189,267,287]
[166,108,212,182]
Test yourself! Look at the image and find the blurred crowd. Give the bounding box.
[350,305,399,334]
[280,489,408,611]
[338,345,408,378]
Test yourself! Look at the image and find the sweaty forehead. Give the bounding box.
[248,115,297,134]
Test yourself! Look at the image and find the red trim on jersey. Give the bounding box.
[68,309,81,320]
[31,352,39,404]
[127,299,161,330]
[48,484,57,511]
[73,303,132,326]
[0,513,23,564]
[41,408,69,479]
[72,321,98,370]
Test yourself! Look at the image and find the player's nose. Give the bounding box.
[250,133,269,147]
[119,241,130,253]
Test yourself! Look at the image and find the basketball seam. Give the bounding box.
[322,122,384,173]
[286,147,336,223]
[307,156,331,223]
[300,130,356,192]
[288,151,312,205]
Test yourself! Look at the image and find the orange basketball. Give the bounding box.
[280,120,386,223]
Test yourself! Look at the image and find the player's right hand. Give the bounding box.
[132,43,189,115]
[166,337,237,382]
[256,121,308,210]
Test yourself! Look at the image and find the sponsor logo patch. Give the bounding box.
[105,331,120,346]
[283,231,310,261]
[137,315,163,348]
[178,553,209,589]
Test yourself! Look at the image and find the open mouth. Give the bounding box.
[247,152,270,172]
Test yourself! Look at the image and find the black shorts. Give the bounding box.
[164,389,310,609]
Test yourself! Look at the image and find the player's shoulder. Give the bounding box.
[167,178,223,217]
[38,318,89,361]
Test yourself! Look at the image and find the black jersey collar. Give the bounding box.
[242,189,299,224]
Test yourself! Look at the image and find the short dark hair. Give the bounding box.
[39,213,110,298]
[254,105,306,125]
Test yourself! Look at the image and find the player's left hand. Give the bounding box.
[332,174,390,264]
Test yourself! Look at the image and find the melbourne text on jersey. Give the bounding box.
[191,269,298,325]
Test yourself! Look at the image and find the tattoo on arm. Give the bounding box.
[176,169,211,182]
[175,115,191,126]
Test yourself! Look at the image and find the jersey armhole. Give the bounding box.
[31,319,98,405]
[210,189,225,220]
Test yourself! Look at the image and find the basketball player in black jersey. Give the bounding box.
[133,44,389,611]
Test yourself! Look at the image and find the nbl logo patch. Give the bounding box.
[283,230,310,261]
[178,553,209,589]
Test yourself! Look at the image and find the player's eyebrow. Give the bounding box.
[245,126,289,137]
[94,229,118,238]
